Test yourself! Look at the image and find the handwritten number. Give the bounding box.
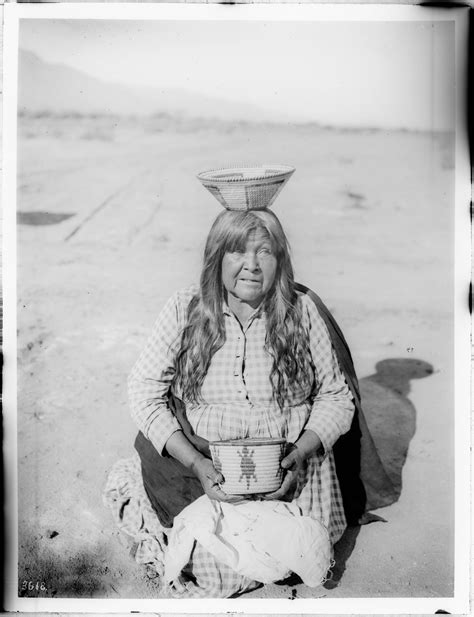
[20,581,47,594]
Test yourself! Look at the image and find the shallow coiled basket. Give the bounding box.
[197,165,295,211]
[209,438,286,495]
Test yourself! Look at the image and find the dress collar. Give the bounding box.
[222,298,265,322]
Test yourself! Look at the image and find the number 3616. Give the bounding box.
[21,581,47,592]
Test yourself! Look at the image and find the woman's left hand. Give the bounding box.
[261,430,323,502]
[261,444,304,501]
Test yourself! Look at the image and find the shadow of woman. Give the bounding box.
[325,357,434,589]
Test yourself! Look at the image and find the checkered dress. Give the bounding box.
[105,286,355,597]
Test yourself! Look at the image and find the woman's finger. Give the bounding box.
[208,471,224,485]
[261,487,285,500]
[207,485,245,503]
[215,486,247,503]
[206,484,227,501]
[280,450,300,470]
[262,472,295,500]
[223,494,247,504]
[199,461,224,486]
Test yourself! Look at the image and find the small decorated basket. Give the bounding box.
[209,438,286,495]
[197,165,295,211]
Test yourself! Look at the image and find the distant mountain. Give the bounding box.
[18,49,277,122]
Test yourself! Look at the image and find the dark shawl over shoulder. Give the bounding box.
[136,284,398,528]
[295,283,398,523]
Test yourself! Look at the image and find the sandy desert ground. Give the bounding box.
[11,113,456,602]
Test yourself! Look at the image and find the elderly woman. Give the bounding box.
[105,204,365,597]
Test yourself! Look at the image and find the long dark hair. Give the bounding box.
[173,210,314,408]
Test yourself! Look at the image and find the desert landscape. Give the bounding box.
[11,45,457,604]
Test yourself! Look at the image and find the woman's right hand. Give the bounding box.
[165,430,243,503]
[190,457,243,503]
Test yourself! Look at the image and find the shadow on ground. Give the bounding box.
[17,211,75,225]
[324,357,434,589]
[18,529,119,598]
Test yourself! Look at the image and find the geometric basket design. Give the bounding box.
[209,437,286,494]
[197,165,295,211]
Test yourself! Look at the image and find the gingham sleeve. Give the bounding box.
[128,289,193,455]
[302,295,355,454]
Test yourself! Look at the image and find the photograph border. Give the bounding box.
[3,3,471,614]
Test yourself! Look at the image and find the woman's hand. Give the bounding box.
[262,430,323,502]
[190,457,244,503]
[165,430,243,503]
[261,444,304,501]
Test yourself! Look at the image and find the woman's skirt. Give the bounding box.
[103,451,261,597]
[103,430,347,598]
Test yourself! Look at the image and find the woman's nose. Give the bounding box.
[243,252,260,271]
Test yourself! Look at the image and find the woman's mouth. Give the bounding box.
[239,278,260,285]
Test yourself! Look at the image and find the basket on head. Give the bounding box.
[197,165,295,211]
[209,438,286,495]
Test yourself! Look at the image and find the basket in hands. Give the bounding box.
[209,438,287,495]
[197,165,295,211]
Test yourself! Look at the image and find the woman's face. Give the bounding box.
[221,229,278,309]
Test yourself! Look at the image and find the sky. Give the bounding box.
[19,18,455,130]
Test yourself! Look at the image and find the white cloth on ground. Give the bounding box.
[164,494,331,589]
[102,456,169,577]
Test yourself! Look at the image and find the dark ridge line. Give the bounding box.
[18,110,453,137]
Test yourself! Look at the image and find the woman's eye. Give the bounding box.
[258,247,272,255]
[226,250,244,260]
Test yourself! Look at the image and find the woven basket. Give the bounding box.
[197,165,295,211]
[209,438,286,495]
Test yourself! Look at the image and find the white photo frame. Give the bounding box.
[3,4,471,614]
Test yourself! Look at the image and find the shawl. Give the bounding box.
[295,283,398,522]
